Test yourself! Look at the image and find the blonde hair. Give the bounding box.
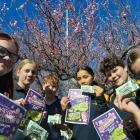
[16,59,38,74]
[43,73,59,89]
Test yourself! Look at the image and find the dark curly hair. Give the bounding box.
[100,54,125,75]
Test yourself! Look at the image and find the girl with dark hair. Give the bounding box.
[61,66,108,140]
[0,32,19,98]
[75,66,98,86]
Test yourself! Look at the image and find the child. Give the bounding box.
[13,59,38,140]
[41,73,68,140]
[0,32,19,98]
[62,66,108,140]
[127,47,140,78]
[100,54,140,139]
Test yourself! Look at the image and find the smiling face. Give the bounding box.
[106,66,129,87]
[76,69,94,86]
[0,39,18,76]
[17,63,37,89]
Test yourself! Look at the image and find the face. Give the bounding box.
[43,82,57,99]
[17,63,37,88]
[0,40,18,76]
[76,70,94,86]
[131,58,140,78]
[106,66,129,86]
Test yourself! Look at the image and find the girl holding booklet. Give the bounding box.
[0,32,19,99]
[13,59,38,104]
[13,59,38,140]
[65,66,108,140]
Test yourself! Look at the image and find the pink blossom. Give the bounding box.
[17,3,25,10]
[10,20,17,27]
[53,10,63,20]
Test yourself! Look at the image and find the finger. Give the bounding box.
[20,99,25,106]
[114,96,119,107]
[121,98,131,110]
[122,98,131,104]
[117,96,123,109]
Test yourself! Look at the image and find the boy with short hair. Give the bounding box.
[41,73,69,140]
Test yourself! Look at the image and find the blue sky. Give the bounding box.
[0,0,140,33]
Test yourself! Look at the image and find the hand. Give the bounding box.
[114,95,139,114]
[15,98,25,106]
[60,96,70,111]
[93,85,104,97]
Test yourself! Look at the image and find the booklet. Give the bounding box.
[65,89,90,124]
[24,120,48,140]
[115,79,139,96]
[92,108,134,140]
[25,88,46,112]
[0,93,26,139]
[20,89,46,130]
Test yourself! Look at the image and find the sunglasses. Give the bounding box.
[0,45,19,63]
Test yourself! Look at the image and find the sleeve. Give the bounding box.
[95,95,108,115]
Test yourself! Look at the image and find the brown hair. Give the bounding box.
[43,73,59,89]
[100,54,125,75]
[127,47,140,72]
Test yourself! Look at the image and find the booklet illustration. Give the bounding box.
[20,89,46,130]
[0,93,26,139]
[92,108,134,140]
[65,89,90,124]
